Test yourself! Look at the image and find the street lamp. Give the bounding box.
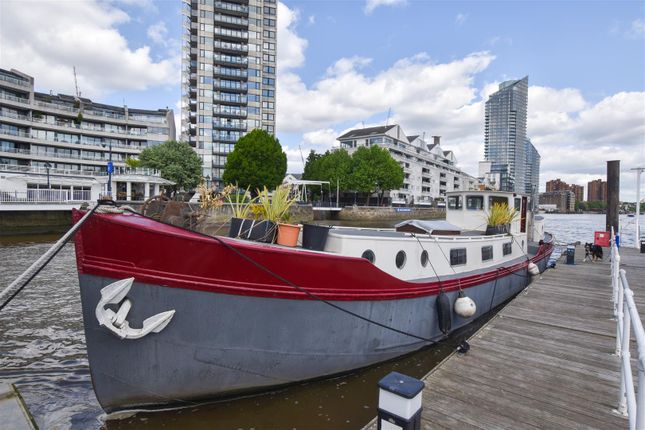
[44,162,51,189]
[631,167,644,249]
[102,141,114,198]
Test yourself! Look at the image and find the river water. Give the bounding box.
[0,213,640,429]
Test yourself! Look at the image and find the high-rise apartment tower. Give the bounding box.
[484,76,529,193]
[181,0,277,185]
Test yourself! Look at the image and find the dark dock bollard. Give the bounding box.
[377,372,425,430]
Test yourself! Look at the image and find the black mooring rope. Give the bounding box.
[0,202,102,312]
[122,207,440,343]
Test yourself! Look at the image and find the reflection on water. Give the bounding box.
[0,212,638,429]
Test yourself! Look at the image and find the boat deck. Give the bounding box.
[362,245,645,429]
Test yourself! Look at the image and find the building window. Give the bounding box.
[481,246,493,261]
[450,248,467,266]
[503,242,512,256]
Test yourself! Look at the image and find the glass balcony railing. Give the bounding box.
[0,74,30,87]
[0,92,29,104]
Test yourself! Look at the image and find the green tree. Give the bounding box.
[222,129,286,192]
[349,145,404,205]
[302,150,323,182]
[302,149,353,200]
[139,140,202,193]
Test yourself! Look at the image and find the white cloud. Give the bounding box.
[627,18,645,39]
[277,2,308,71]
[308,15,316,25]
[147,21,168,46]
[364,0,407,15]
[455,13,468,26]
[0,1,179,98]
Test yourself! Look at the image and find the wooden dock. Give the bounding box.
[363,246,645,430]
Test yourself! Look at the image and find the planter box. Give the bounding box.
[485,224,509,235]
[229,218,276,243]
[302,224,331,251]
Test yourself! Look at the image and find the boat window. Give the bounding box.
[448,195,462,210]
[489,196,509,209]
[481,245,493,261]
[361,250,375,263]
[396,251,406,269]
[503,242,512,256]
[450,248,467,266]
[515,197,522,211]
[466,196,484,210]
[420,250,429,267]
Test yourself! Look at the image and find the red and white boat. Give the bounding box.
[72,190,553,411]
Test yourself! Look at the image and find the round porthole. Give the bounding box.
[421,250,429,267]
[396,250,406,269]
[361,250,375,263]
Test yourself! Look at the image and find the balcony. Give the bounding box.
[213,40,248,53]
[0,74,30,89]
[213,53,248,66]
[212,120,246,130]
[213,105,247,117]
[0,189,92,204]
[213,27,248,40]
[213,1,249,15]
[213,14,248,28]
[213,66,247,79]
[213,80,247,92]
[0,92,30,105]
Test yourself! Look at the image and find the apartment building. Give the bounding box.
[337,125,478,206]
[182,0,277,186]
[0,68,175,202]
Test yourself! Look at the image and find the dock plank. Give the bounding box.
[362,246,644,430]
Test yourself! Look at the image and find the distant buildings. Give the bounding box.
[0,68,175,202]
[545,178,584,203]
[524,138,540,207]
[182,0,278,186]
[483,76,529,193]
[539,190,575,213]
[337,125,477,205]
[587,179,607,202]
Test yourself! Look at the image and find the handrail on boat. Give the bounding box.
[611,226,645,430]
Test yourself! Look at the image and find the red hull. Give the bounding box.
[73,210,553,301]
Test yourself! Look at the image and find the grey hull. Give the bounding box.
[79,259,545,411]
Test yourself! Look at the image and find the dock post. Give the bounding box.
[377,372,425,430]
[606,160,620,238]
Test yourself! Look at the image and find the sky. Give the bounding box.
[0,0,643,200]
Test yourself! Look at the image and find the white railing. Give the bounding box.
[0,189,91,203]
[612,226,645,430]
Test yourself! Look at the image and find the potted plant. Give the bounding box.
[272,186,300,247]
[225,185,257,239]
[485,202,518,235]
[257,185,299,246]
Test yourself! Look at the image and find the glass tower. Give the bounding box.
[484,76,529,193]
[524,138,540,209]
[181,0,277,186]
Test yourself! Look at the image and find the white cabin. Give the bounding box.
[322,190,532,281]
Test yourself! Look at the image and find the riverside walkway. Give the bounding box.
[363,245,645,429]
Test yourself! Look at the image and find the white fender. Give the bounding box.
[454,293,476,318]
[528,262,540,276]
[95,278,175,340]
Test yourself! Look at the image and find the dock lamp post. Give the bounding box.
[632,167,644,250]
[105,140,113,198]
[44,162,51,189]
[377,372,425,430]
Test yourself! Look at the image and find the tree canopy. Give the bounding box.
[303,145,403,205]
[139,140,202,192]
[351,145,404,204]
[222,129,286,192]
[302,149,353,190]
